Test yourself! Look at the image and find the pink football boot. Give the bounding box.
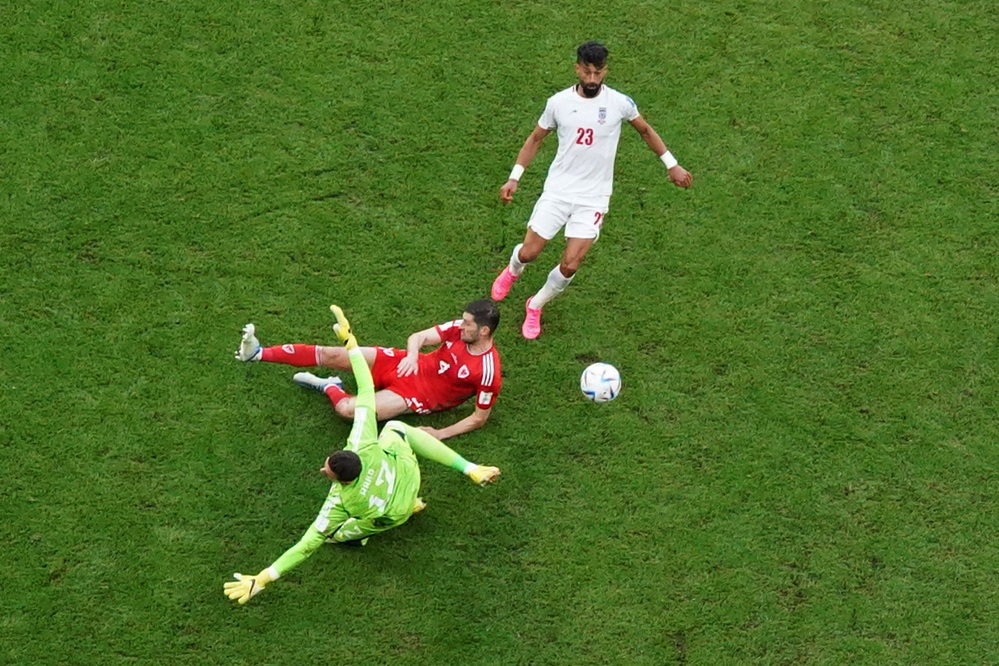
[491,267,519,301]
[522,298,542,340]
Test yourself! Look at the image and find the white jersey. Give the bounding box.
[537,84,640,200]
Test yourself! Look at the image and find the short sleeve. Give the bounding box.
[538,97,557,130]
[435,319,463,343]
[621,94,640,122]
[475,352,501,409]
[475,385,499,409]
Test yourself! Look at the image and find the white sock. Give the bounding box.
[528,265,573,309]
[509,243,527,277]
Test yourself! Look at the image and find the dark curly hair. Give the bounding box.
[576,41,608,67]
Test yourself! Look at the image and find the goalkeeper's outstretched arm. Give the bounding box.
[222,528,323,606]
[223,499,352,605]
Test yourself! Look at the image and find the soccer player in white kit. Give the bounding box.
[491,41,693,339]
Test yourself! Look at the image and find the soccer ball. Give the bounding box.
[580,363,621,403]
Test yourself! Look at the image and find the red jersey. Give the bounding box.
[370,320,502,414]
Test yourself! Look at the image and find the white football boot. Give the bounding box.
[235,323,262,362]
[292,372,343,394]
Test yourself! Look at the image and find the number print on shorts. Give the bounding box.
[575,128,594,145]
[593,212,605,226]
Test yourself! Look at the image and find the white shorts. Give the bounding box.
[527,193,610,241]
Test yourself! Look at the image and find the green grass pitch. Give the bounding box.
[3,0,998,663]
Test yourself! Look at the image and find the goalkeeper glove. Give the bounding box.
[329,304,358,350]
[223,567,279,605]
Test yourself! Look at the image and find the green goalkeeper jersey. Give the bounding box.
[311,423,421,543]
[270,347,421,576]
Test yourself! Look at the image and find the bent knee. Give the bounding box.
[335,399,356,419]
[519,245,543,263]
[559,261,582,277]
[383,420,411,438]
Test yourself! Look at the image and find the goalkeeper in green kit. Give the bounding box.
[224,305,501,605]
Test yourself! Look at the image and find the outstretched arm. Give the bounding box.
[629,116,692,189]
[420,406,492,441]
[223,495,351,605]
[500,125,551,203]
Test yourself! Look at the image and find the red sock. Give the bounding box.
[260,344,320,367]
[324,384,350,407]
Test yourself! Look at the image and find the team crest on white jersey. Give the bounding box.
[598,107,607,124]
[457,365,470,379]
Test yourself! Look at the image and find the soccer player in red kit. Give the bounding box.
[235,299,501,441]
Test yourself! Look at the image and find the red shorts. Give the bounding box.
[371,348,434,414]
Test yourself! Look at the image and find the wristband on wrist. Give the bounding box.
[660,151,678,169]
[509,164,525,181]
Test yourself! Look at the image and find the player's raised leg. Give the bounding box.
[234,324,321,366]
[492,229,548,300]
[234,322,319,366]
[234,322,377,370]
